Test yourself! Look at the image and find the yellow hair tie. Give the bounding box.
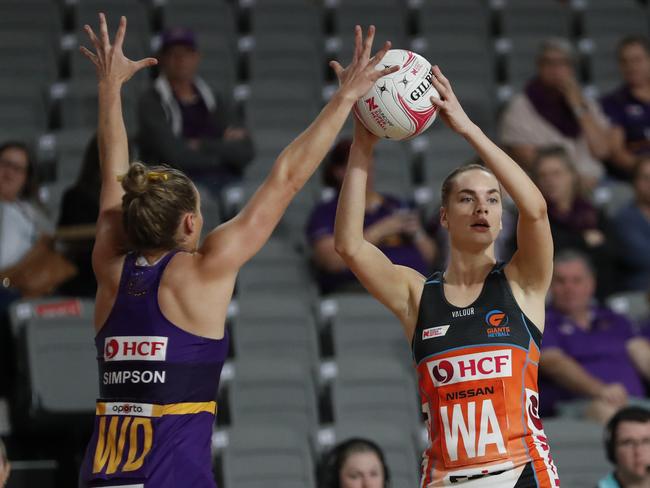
[147,171,169,181]
[115,172,168,183]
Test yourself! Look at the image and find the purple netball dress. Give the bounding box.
[79,251,229,487]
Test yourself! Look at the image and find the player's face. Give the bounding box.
[634,160,650,206]
[161,45,200,83]
[441,170,502,251]
[550,260,595,315]
[537,48,574,90]
[615,421,650,479]
[534,156,575,206]
[619,43,650,87]
[0,146,28,202]
[339,452,384,488]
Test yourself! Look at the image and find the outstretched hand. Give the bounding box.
[428,65,475,136]
[330,25,399,101]
[80,13,157,86]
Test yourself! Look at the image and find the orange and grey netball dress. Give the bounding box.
[413,263,560,487]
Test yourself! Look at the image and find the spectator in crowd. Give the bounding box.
[138,27,254,194]
[531,146,617,297]
[318,438,389,488]
[306,138,436,294]
[0,438,9,488]
[539,250,650,423]
[0,141,52,276]
[0,141,52,394]
[601,36,650,181]
[612,157,650,291]
[56,135,101,297]
[598,406,650,488]
[500,38,610,188]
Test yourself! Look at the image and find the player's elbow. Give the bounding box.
[334,236,361,261]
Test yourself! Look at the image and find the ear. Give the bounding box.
[183,212,196,236]
[440,206,449,230]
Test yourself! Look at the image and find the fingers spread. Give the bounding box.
[361,24,375,60]
[352,25,362,64]
[374,64,399,80]
[136,57,158,70]
[432,64,451,91]
[329,60,344,78]
[98,12,110,48]
[429,95,445,108]
[114,16,127,51]
[369,40,392,68]
[84,24,101,51]
[79,46,99,65]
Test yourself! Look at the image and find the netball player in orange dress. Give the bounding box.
[334,66,560,487]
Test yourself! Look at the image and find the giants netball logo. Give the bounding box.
[427,350,512,386]
[485,310,511,338]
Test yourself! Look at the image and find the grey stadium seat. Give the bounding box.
[332,315,411,363]
[419,0,488,38]
[328,420,421,487]
[501,0,572,39]
[607,291,650,324]
[52,128,95,182]
[233,315,320,375]
[9,297,95,337]
[222,424,316,488]
[582,0,648,39]
[332,355,421,435]
[542,418,609,487]
[20,316,98,415]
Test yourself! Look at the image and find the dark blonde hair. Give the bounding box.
[121,162,197,252]
[441,163,495,207]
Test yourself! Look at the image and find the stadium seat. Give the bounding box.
[331,315,411,363]
[322,420,421,487]
[18,316,98,415]
[222,423,316,487]
[542,418,609,487]
[51,128,95,182]
[419,0,488,38]
[501,0,573,39]
[582,0,648,39]
[607,291,650,324]
[331,355,421,436]
[233,315,320,375]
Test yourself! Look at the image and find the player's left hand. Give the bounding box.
[429,65,475,136]
[80,13,157,86]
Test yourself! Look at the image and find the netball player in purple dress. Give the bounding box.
[77,13,398,488]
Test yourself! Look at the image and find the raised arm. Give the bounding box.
[80,14,157,273]
[429,66,553,294]
[334,120,425,338]
[198,26,397,272]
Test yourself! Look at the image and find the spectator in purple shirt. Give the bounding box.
[539,250,650,423]
[306,138,436,294]
[138,27,254,194]
[601,36,650,181]
[612,157,650,291]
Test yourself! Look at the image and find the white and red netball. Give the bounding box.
[354,49,439,141]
